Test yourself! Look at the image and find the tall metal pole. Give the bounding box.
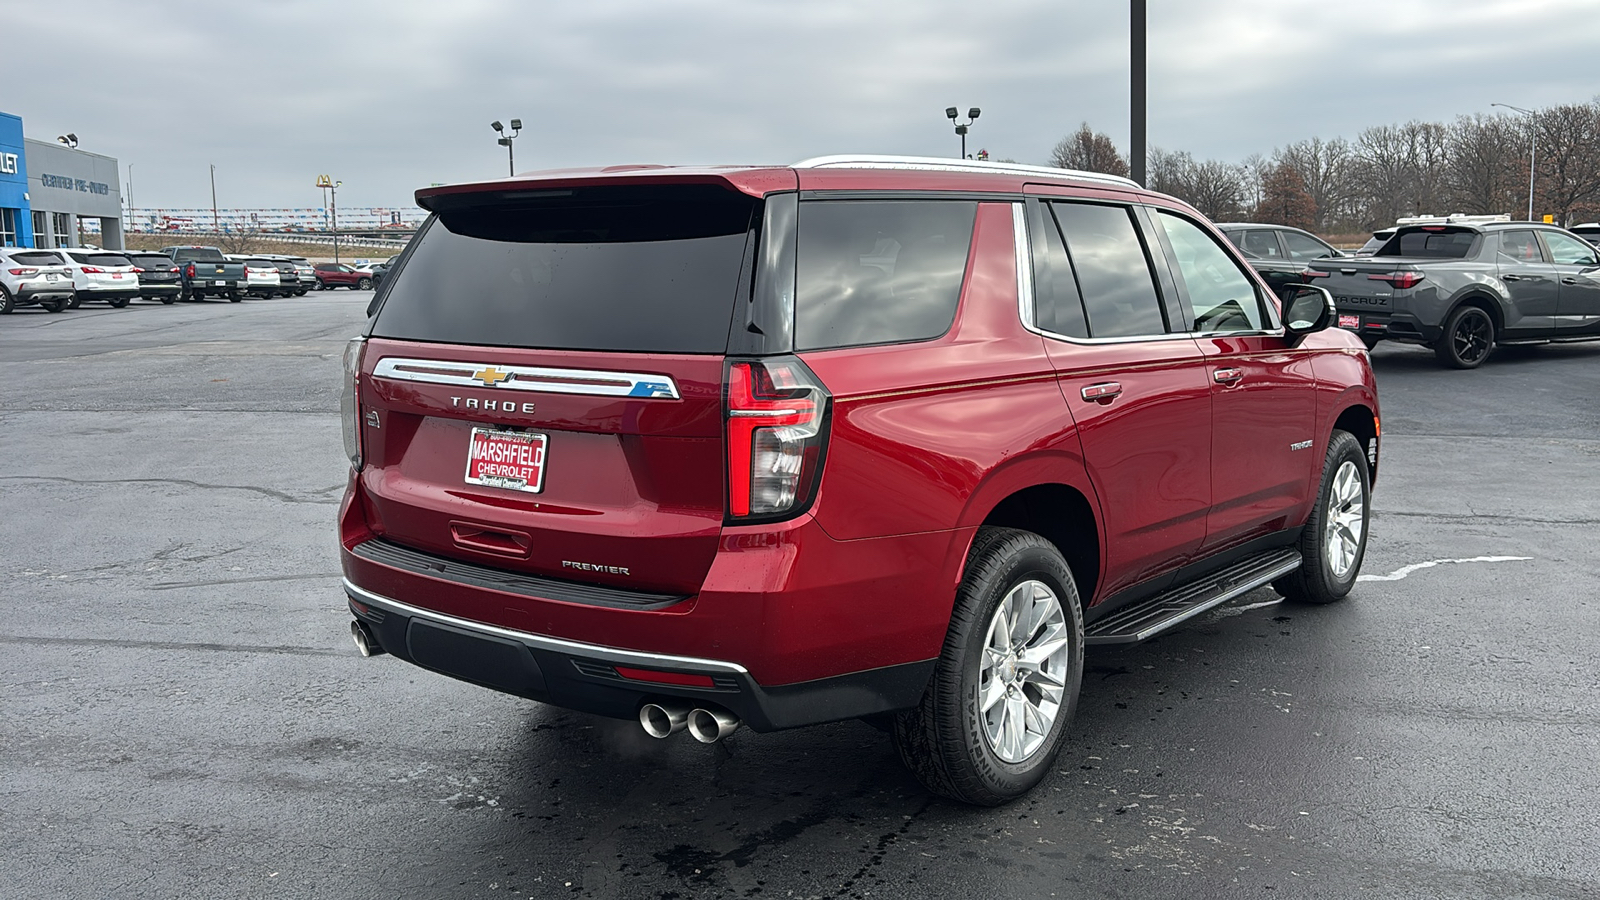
[331,182,340,264]
[1130,0,1146,186]
[209,164,218,232]
[1492,103,1537,221]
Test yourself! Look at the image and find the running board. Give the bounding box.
[1084,548,1302,645]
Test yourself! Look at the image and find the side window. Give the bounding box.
[1156,211,1266,333]
[1027,200,1088,338]
[1281,230,1336,261]
[1542,231,1599,266]
[1049,202,1167,338]
[794,200,976,350]
[1240,230,1283,259]
[1498,231,1545,263]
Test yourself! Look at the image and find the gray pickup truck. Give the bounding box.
[158,245,248,302]
[1312,221,1600,368]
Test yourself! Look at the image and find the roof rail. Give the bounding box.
[1395,213,1511,226]
[791,154,1141,189]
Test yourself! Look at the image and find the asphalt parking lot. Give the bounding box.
[3,295,1598,899]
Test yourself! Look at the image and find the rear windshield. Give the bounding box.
[129,254,174,267]
[9,251,64,266]
[373,185,756,353]
[168,247,225,262]
[87,254,132,267]
[1377,228,1478,259]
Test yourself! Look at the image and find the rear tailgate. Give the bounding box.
[1315,257,1429,329]
[355,182,760,597]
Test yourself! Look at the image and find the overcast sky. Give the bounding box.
[4,0,1599,209]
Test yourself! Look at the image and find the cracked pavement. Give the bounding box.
[2,296,1597,898]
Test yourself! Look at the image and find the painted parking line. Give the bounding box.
[1357,555,1534,583]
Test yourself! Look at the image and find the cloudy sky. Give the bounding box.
[4,0,1599,209]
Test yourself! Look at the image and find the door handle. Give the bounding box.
[1213,368,1244,385]
[1081,382,1122,402]
[1563,277,1580,284]
[1501,274,1523,281]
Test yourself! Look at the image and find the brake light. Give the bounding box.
[132,267,145,273]
[169,267,180,273]
[725,357,830,520]
[7,268,37,276]
[1302,270,1331,279]
[341,338,367,471]
[185,264,196,278]
[81,266,104,274]
[1369,272,1425,290]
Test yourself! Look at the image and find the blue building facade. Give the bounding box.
[0,111,36,248]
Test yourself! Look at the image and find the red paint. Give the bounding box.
[345,162,1380,698]
[613,666,717,688]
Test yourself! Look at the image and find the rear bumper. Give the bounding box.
[1334,308,1438,344]
[344,578,934,731]
[138,283,182,296]
[16,282,75,301]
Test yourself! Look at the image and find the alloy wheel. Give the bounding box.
[977,580,1071,764]
[1324,460,1365,580]
[1451,310,1491,364]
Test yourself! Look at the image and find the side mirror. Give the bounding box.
[1282,284,1335,346]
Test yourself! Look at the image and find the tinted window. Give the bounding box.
[168,247,225,262]
[1051,202,1167,338]
[1498,231,1544,262]
[795,200,974,350]
[1240,230,1282,259]
[1542,231,1599,266]
[1379,228,1477,258]
[1029,200,1088,338]
[373,185,756,353]
[9,251,63,266]
[1157,212,1265,333]
[1281,230,1336,261]
[129,254,175,267]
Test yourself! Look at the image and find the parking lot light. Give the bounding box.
[492,119,523,176]
[945,107,981,159]
[1491,102,1537,222]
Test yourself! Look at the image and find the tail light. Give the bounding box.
[341,337,367,471]
[132,267,145,273]
[1369,272,1425,290]
[7,268,37,276]
[725,357,830,521]
[186,264,196,278]
[1302,269,1331,279]
[169,267,180,273]
[81,266,104,274]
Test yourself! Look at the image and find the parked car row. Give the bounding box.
[1216,215,1600,365]
[0,245,389,313]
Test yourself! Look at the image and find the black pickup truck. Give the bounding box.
[158,245,248,302]
[1310,221,1600,367]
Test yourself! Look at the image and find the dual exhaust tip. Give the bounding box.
[640,702,739,743]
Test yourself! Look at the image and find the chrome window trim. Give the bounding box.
[344,579,750,675]
[371,356,681,399]
[1013,203,1035,331]
[791,154,1140,189]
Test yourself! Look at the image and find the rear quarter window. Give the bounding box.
[794,200,975,350]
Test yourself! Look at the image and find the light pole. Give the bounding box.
[326,179,343,263]
[210,164,219,232]
[1131,0,1146,186]
[945,107,981,159]
[491,119,523,176]
[1491,102,1537,222]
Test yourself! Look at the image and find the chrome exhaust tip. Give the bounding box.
[639,703,689,739]
[686,707,740,743]
[350,620,385,657]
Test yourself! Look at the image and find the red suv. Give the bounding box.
[339,156,1379,805]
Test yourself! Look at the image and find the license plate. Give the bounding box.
[1338,314,1360,329]
[215,280,227,286]
[111,273,124,279]
[465,427,547,494]
[45,274,58,281]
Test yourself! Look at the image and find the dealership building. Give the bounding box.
[0,110,124,251]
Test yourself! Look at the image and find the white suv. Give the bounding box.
[56,248,141,308]
[0,248,76,313]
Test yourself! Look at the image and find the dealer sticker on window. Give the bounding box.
[464,427,547,494]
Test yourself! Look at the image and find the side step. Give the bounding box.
[1085,548,1302,645]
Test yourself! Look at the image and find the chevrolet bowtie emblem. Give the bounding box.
[471,366,514,386]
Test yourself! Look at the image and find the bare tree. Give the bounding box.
[1050,123,1130,178]
[1446,114,1524,215]
[1533,102,1600,224]
[1275,137,1357,231]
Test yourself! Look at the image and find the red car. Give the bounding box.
[339,156,1379,805]
[313,263,372,290]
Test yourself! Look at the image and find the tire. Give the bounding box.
[0,287,13,314]
[192,290,205,301]
[295,289,308,297]
[1434,304,1495,369]
[42,299,66,313]
[892,527,1084,806]
[67,294,81,309]
[314,279,326,291]
[108,296,130,309]
[357,277,373,290]
[228,292,242,303]
[160,294,176,305]
[1274,430,1371,605]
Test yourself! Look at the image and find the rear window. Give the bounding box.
[1378,228,1478,259]
[129,254,174,267]
[168,247,225,262]
[372,185,756,353]
[88,254,132,267]
[9,251,63,266]
[795,200,975,350]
